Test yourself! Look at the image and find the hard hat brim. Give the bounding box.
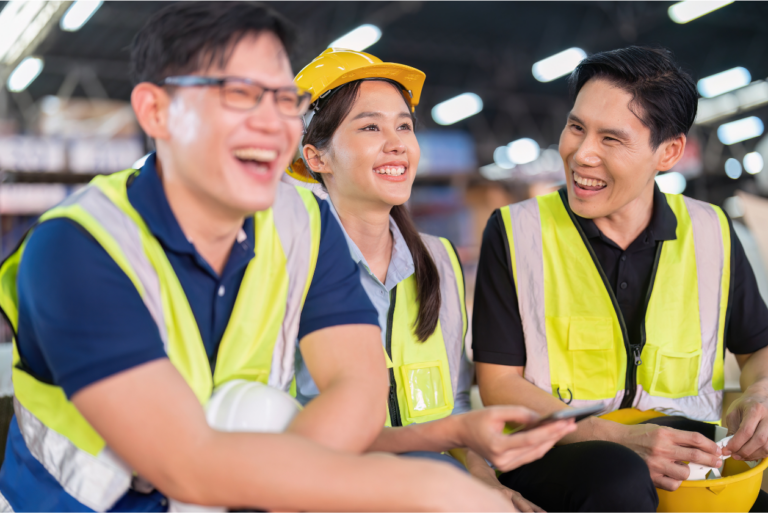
[311,62,426,107]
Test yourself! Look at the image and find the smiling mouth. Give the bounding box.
[233,148,278,173]
[573,170,607,191]
[374,165,406,177]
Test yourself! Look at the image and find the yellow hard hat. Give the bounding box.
[294,47,426,111]
[285,47,426,184]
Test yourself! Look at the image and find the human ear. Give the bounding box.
[656,134,686,172]
[131,83,171,141]
[303,145,331,176]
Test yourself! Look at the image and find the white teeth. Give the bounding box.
[233,148,277,162]
[374,166,406,176]
[573,171,607,188]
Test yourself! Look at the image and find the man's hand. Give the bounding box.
[457,406,576,471]
[724,383,768,461]
[617,423,722,491]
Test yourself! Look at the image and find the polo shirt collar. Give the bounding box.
[574,183,677,242]
[325,197,415,290]
[126,153,254,261]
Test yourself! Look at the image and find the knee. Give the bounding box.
[580,441,658,512]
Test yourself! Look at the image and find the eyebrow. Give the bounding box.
[568,112,631,140]
[351,111,412,121]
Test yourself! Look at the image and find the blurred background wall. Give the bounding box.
[1,0,768,349]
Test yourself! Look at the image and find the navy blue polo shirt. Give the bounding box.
[14,154,378,398]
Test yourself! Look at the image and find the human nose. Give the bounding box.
[245,91,282,133]
[572,134,601,167]
[382,127,406,154]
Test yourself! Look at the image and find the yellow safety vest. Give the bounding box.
[384,235,468,427]
[0,169,321,511]
[500,190,730,421]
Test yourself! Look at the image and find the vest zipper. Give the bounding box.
[623,242,663,408]
[558,190,657,409]
[386,287,403,427]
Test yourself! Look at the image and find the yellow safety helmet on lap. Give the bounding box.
[285,47,426,184]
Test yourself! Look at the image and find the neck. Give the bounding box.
[157,157,244,275]
[592,184,655,250]
[330,192,393,283]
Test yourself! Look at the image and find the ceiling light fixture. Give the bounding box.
[60,0,103,32]
[668,0,733,24]
[696,81,768,124]
[697,67,751,98]
[7,56,44,92]
[328,24,381,52]
[431,93,483,125]
[0,1,65,65]
[507,138,540,165]
[717,116,765,145]
[655,172,687,194]
[725,158,742,179]
[532,48,587,83]
[744,152,764,175]
[493,146,516,169]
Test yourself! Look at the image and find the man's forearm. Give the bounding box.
[739,347,768,393]
[289,378,387,453]
[478,368,627,445]
[367,416,464,453]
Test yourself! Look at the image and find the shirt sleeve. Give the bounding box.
[16,219,167,398]
[297,195,379,340]
[724,215,768,354]
[471,210,527,366]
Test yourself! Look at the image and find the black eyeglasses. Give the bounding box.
[158,76,312,117]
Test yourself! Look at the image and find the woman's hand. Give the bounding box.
[465,448,544,512]
[457,406,576,471]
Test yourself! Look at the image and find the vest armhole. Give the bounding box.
[722,209,736,353]
[497,208,517,292]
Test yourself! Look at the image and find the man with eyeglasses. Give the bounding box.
[0,3,511,511]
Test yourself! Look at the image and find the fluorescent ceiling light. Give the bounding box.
[655,172,687,194]
[493,146,515,169]
[668,0,733,24]
[697,67,751,98]
[7,56,44,92]
[725,158,742,179]
[717,116,765,145]
[0,1,64,65]
[696,81,768,124]
[480,163,514,181]
[532,48,587,83]
[431,93,483,125]
[60,1,102,32]
[507,138,540,165]
[329,24,381,52]
[744,152,764,175]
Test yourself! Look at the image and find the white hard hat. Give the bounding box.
[169,380,303,512]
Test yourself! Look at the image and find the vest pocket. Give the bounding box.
[649,348,702,398]
[568,317,616,399]
[399,361,453,419]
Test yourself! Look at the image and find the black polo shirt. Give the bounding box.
[472,185,768,366]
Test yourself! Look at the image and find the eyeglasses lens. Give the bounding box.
[221,81,310,117]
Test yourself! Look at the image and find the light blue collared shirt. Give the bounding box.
[294,198,473,414]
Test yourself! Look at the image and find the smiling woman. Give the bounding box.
[285,48,576,513]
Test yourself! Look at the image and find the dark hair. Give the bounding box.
[130,2,296,86]
[568,46,698,149]
[304,80,441,342]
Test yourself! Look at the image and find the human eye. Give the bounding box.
[398,122,413,131]
[360,124,379,131]
[569,123,584,132]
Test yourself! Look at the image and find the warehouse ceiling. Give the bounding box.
[5,1,768,174]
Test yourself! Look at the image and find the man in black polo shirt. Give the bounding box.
[474,46,768,512]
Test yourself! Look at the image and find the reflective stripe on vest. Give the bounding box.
[500,190,730,421]
[0,170,321,510]
[386,235,467,426]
